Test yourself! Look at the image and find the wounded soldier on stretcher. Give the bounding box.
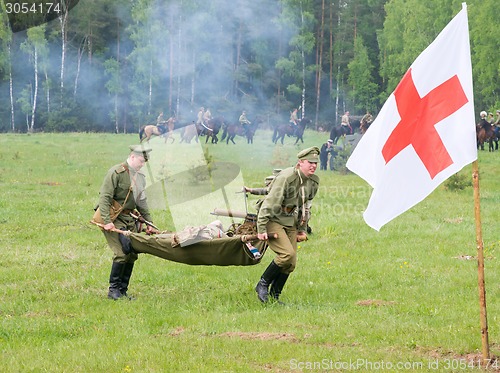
[115,220,268,267]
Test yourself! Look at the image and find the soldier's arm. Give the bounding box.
[98,169,118,224]
[297,177,319,232]
[244,186,268,195]
[256,176,286,233]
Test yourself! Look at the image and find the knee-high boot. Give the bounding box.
[269,272,289,302]
[255,260,282,303]
[108,262,125,300]
[120,262,135,299]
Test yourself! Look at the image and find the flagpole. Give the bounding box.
[472,160,490,361]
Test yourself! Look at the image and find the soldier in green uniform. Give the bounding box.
[255,147,320,303]
[96,145,155,300]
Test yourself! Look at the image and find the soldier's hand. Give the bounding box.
[297,232,308,242]
[257,232,268,241]
[103,222,115,231]
[145,225,158,235]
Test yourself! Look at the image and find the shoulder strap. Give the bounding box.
[122,163,133,206]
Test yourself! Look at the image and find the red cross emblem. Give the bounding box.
[381,69,468,179]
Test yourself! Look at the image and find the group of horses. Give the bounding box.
[139,116,260,145]
[138,113,369,146]
[139,113,500,153]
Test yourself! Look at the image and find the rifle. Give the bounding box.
[211,208,257,223]
[129,211,160,232]
[211,208,279,239]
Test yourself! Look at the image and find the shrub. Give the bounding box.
[332,145,352,174]
[444,173,472,191]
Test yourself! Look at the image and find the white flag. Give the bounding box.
[346,4,477,231]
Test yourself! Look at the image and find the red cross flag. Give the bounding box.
[347,4,476,231]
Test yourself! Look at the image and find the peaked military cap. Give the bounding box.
[297,146,320,163]
[129,145,152,161]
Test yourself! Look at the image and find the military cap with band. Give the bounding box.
[297,146,320,162]
[129,145,153,161]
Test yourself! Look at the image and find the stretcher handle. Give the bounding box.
[90,220,131,235]
[241,233,278,242]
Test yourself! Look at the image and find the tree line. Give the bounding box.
[0,0,497,133]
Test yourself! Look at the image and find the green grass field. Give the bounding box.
[1,131,499,372]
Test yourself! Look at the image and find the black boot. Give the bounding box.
[255,261,282,303]
[108,262,125,300]
[120,262,135,300]
[119,233,135,255]
[270,272,289,304]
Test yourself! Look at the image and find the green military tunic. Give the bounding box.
[256,166,319,274]
[257,166,319,234]
[98,161,152,262]
[98,162,152,225]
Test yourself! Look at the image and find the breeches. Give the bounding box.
[102,217,138,263]
[266,221,297,274]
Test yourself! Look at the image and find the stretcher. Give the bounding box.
[127,232,267,266]
[91,216,269,266]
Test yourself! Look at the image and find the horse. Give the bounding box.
[197,117,225,144]
[329,124,350,144]
[272,118,310,145]
[360,117,373,134]
[161,117,176,144]
[139,123,167,143]
[221,122,258,144]
[179,122,199,144]
[221,123,248,144]
[493,126,500,151]
[476,121,496,151]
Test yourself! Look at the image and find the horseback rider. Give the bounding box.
[156,112,165,126]
[341,111,352,134]
[479,111,491,131]
[197,107,206,135]
[289,108,299,127]
[203,107,212,124]
[360,110,373,133]
[289,107,301,137]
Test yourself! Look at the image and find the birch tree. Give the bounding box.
[20,25,48,132]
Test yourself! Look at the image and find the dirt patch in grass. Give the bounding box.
[356,299,396,307]
[454,254,476,260]
[168,327,185,336]
[219,331,299,342]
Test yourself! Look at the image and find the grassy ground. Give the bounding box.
[0,130,499,372]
